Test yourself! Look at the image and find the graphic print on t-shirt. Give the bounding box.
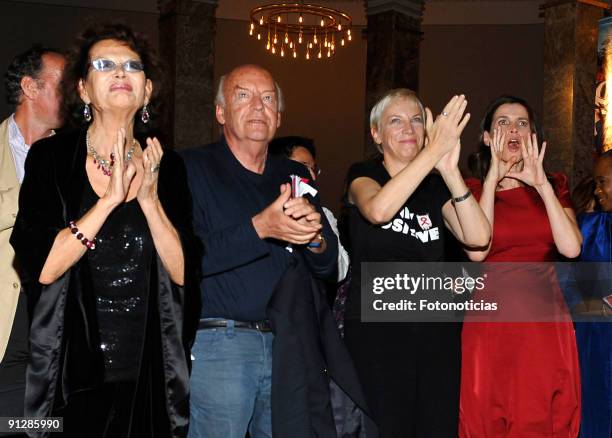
[381,207,440,243]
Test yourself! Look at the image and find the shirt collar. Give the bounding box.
[8,113,28,149]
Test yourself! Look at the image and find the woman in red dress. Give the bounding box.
[460,95,583,437]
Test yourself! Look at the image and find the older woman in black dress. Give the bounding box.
[11,24,199,437]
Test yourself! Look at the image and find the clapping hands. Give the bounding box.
[103,128,137,207]
[137,137,163,205]
[102,129,165,209]
[426,95,470,175]
[252,183,321,244]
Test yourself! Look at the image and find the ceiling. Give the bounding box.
[2,0,583,25]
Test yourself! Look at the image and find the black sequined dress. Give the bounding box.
[80,181,152,383]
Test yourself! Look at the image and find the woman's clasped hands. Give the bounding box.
[102,127,164,208]
[103,128,136,207]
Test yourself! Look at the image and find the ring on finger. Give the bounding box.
[442,111,448,117]
[151,163,160,172]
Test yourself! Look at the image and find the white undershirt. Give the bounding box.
[8,114,29,184]
[322,206,350,282]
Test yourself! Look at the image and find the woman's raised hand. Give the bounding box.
[506,133,547,188]
[103,128,137,207]
[434,139,461,175]
[426,94,470,160]
[137,137,163,206]
[486,127,517,184]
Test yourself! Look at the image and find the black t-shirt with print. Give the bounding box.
[344,158,451,320]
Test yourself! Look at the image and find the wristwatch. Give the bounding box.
[307,233,325,248]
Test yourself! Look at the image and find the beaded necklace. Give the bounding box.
[86,129,136,176]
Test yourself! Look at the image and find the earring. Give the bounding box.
[141,104,150,124]
[83,104,92,122]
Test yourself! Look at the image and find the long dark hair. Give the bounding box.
[468,95,543,181]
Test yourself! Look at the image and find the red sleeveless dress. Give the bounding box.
[459,175,581,438]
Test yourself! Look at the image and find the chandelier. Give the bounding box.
[249,3,353,60]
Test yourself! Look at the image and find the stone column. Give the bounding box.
[364,0,425,156]
[541,0,608,187]
[158,0,218,150]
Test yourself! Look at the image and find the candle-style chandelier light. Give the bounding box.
[248,3,353,60]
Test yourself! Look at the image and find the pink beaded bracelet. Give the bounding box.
[69,221,96,250]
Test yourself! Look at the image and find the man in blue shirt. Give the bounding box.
[182,64,337,438]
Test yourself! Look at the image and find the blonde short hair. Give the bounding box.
[370,88,426,138]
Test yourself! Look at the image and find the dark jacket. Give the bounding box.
[10,128,201,438]
[268,254,375,437]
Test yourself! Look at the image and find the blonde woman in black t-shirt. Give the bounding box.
[343,89,490,437]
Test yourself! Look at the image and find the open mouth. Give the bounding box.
[507,139,520,152]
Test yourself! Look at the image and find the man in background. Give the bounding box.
[0,45,65,422]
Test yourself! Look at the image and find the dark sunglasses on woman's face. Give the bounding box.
[90,58,145,73]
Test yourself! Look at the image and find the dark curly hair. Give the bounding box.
[469,95,544,181]
[4,44,62,106]
[62,23,164,133]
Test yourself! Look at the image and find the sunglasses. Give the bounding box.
[90,58,145,73]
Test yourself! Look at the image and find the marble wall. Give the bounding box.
[159,0,217,149]
[365,10,423,156]
[542,0,604,187]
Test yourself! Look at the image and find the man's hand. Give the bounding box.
[252,183,321,244]
[283,192,322,228]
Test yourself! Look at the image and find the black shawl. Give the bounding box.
[267,254,377,437]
